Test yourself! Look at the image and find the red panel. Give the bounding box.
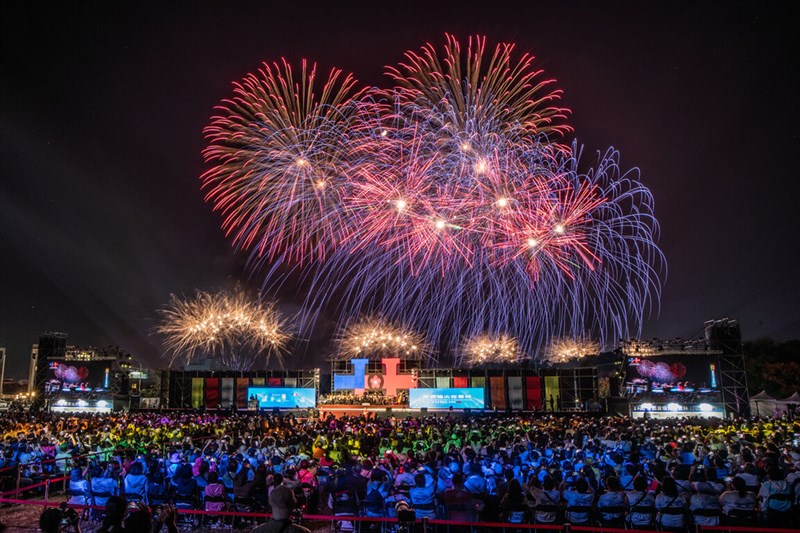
[205,378,219,408]
[453,376,468,388]
[268,377,282,387]
[382,358,416,395]
[526,376,542,410]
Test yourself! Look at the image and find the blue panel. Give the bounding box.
[248,388,316,408]
[409,388,485,409]
[333,358,369,390]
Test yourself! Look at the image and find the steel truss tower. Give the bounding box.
[705,318,750,418]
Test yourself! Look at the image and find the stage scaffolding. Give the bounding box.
[706,318,750,418]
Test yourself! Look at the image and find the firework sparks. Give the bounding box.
[157,289,290,370]
[201,59,365,266]
[200,34,665,362]
[462,334,522,367]
[337,316,428,360]
[544,337,600,364]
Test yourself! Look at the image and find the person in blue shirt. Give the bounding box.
[563,477,594,524]
[89,465,118,508]
[123,461,148,500]
[409,471,437,518]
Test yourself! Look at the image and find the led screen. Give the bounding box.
[625,354,719,393]
[46,360,112,393]
[248,387,316,408]
[409,388,485,409]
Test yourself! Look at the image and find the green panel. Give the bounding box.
[191,378,204,409]
[470,376,485,388]
[544,375,560,412]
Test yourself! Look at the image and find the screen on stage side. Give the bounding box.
[625,354,719,392]
[248,388,316,408]
[47,360,113,392]
[409,388,485,409]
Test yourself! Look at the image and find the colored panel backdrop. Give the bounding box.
[221,378,235,407]
[544,376,560,411]
[526,376,542,410]
[453,376,468,389]
[490,376,507,409]
[284,377,297,388]
[252,378,265,387]
[471,376,485,389]
[268,377,282,387]
[236,378,249,408]
[191,378,204,409]
[205,378,219,407]
[507,376,523,410]
[436,377,450,389]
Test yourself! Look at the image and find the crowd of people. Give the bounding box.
[0,411,797,531]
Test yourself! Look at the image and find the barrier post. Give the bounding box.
[44,479,50,503]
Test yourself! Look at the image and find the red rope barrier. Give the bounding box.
[698,527,800,533]
[570,526,664,533]
[4,497,798,533]
[0,476,68,496]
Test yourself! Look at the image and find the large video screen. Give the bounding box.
[625,354,719,394]
[409,388,485,409]
[248,388,316,408]
[46,360,113,393]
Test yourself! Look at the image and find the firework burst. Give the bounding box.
[544,337,601,364]
[202,59,365,266]
[200,34,665,363]
[461,334,522,367]
[157,289,290,370]
[337,316,428,361]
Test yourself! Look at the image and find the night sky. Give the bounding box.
[2,1,799,378]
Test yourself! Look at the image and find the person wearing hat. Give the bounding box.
[253,485,311,533]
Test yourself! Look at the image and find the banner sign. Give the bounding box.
[248,387,316,409]
[409,388,485,409]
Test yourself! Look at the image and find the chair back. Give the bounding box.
[565,505,593,525]
[628,505,655,526]
[726,508,758,525]
[598,505,625,522]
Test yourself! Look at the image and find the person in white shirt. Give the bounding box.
[690,482,721,526]
[734,463,759,490]
[655,477,687,530]
[528,475,561,524]
[719,477,757,517]
[596,476,625,523]
[626,476,656,528]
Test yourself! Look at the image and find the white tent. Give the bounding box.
[750,390,780,418]
[783,392,800,403]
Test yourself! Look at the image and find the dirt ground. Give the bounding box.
[0,498,338,532]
